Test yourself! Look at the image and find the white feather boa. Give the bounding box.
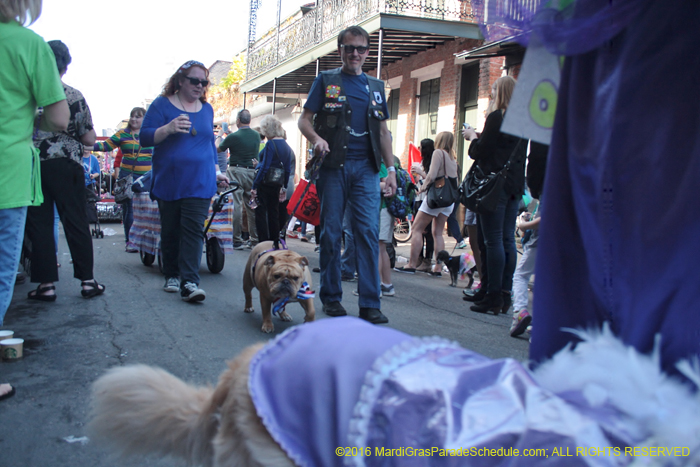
[532,324,700,466]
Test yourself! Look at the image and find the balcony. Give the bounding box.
[242,0,485,94]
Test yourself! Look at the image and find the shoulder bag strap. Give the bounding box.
[440,149,447,177]
[503,139,524,172]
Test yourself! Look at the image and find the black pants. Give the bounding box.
[477,215,488,288]
[279,199,289,239]
[158,198,210,286]
[26,158,94,283]
[255,184,281,246]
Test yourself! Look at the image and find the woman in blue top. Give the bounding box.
[251,115,292,250]
[140,60,228,303]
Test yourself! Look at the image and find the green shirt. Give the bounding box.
[0,22,65,209]
[219,127,260,168]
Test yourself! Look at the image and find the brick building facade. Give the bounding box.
[366,38,513,177]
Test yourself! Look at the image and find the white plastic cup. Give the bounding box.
[1,338,24,360]
[0,330,14,342]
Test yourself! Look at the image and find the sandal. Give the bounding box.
[81,280,106,299]
[0,384,16,401]
[28,285,57,302]
[394,266,416,274]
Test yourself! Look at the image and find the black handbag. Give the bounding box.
[460,164,506,214]
[460,139,523,214]
[113,174,133,204]
[262,142,285,188]
[426,150,459,209]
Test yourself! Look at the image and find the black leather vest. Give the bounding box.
[312,68,387,171]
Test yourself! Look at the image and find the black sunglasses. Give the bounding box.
[185,77,209,87]
[340,44,369,54]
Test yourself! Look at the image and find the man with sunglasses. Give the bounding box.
[298,25,396,325]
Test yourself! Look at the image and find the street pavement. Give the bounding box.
[1,224,529,467]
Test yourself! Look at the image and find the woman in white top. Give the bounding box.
[395,131,458,275]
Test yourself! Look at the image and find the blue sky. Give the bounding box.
[30,0,302,133]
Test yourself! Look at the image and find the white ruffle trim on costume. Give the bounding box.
[344,336,462,467]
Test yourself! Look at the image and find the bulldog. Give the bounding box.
[243,241,315,333]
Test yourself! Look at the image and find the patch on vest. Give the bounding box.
[324,102,343,109]
[373,110,385,119]
[325,85,341,99]
[373,90,383,104]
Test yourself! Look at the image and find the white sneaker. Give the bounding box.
[181,282,206,302]
[353,289,384,298]
[380,284,395,297]
[163,277,180,293]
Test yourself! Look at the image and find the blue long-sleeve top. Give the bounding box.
[139,95,217,201]
[253,139,292,190]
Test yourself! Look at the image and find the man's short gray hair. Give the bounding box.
[237,109,252,125]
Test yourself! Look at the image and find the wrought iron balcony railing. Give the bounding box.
[245,0,483,82]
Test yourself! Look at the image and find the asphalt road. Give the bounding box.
[1,225,529,467]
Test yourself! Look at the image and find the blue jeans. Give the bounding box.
[0,207,27,325]
[478,191,519,294]
[316,158,380,309]
[340,202,356,277]
[447,203,464,242]
[158,198,210,287]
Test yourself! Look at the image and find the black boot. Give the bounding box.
[470,292,504,314]
[463,287,486,302]
[501,290,512,314]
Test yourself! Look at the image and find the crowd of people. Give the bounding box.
[3,0,699,407]
[0,13,551,352]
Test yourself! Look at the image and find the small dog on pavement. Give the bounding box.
[87,319,699,467]
[436,250,475,288]
[243,241,315,333]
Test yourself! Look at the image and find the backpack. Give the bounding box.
[386,165,416,220]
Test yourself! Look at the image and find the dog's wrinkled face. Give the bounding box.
[263,252,309,299]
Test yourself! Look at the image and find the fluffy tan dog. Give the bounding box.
[87,344,294,467]
[243,241,315,333]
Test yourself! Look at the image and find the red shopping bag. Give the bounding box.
[287,179,320,225]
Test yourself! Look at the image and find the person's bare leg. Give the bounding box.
[378,240,392,285]
[408,212,432,269]
[431,214,448,272]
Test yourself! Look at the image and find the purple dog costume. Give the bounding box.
[248,318,700,467]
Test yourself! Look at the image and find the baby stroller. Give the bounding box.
[131,175,238,274]
[202,184,239,273]
[86,184,103,238]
